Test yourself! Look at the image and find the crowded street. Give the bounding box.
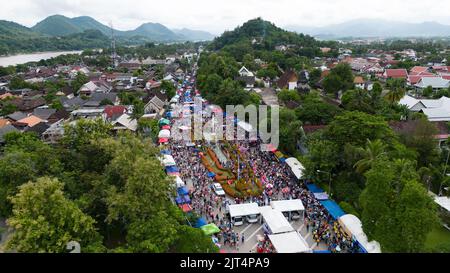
[161,67,361,254]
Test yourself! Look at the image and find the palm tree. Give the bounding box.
[354,139,387,174]
[385,78,406,104]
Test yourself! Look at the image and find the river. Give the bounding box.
[0,51,83,67]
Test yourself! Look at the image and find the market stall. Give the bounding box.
[268,231,312,253]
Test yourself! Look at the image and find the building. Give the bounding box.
[277,70,298,90]
[383,69,408,80]
[414,77,450,92]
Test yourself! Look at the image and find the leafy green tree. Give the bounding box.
[397,118,439,167]
[322,63,354,96]
[278,108,303,155]
[360,159,438,252]
[325,111,395,147]
[278,89,301,104]
[6,177,105,253]
[0,102,18,116]
[296,94,341,125]
[386,78,406,103]
[353,139,387,174]
[172,225,220,253]
[71,72,89,94]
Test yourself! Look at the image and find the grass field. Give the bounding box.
[424,225,450,249]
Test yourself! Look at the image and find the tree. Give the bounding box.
[172,225,220,253]
[341,89,374,113]
[0,102,18,116]
[397,118,439,167]
[322,63,354,97]
[296,94,341,125]
[422,86,433,98]
[161,80,176,99]
[278,108,303,155]
[6,177,105,253]
[360,159,438,252]
[385,78,406,103]
[278,89,300,104]
[353,139,387,174]
[325,111,395,147]
[0,132,63,217]
[308,68,322,87]
[71,72,89,94]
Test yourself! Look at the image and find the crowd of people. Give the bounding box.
[164,72,361,253]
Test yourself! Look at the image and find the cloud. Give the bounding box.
[2,0,450,34]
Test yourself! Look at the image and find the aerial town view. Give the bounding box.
[0,0,450,267]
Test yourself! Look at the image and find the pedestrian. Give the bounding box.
[241,233,245,243]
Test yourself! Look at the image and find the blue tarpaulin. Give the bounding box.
[175,195,191,205]
[160,150,171,155]
[166,166,179,173]
[207,172,216,178]
[320,200,345,220]
[306,183,325,193]
[177,186,189,196]
[194,217,207,228]
[313,250,332,253]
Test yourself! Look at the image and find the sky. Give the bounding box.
[2,0,450,35]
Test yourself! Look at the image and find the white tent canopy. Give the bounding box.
[162,155,176,166]
[175,176,185,187]
[338,214,382,253]
[268,232,312,253]
[158,129,171,138]
[228,203,260,218]
[434,195,450,212]
[285,157,305,180]
[261,209,294,234]
[270,199,305,213]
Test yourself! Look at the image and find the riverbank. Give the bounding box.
[0,50,83,67]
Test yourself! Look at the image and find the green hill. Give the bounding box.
[32,15,83,36]
[124,23,181,41]
[0,20,44,38]
[0,21,110,56]
[209,17,318,50]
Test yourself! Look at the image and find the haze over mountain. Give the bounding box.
[172,28,216,41]
[286,19,450,38]
[31,15,215,42]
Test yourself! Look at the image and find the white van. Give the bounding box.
[246,214,259,223]
[232,216,244,226]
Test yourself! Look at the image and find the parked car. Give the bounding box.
[232,216,244,226]
[213,183,225,196]
[246,214,259,223]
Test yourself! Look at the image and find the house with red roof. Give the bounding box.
[103,105,128,121]
[409,66,430,75]
[383,69,408,80]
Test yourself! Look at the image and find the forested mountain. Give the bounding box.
[0,15,216,55]
[31,15,215,42]
[0,27,110,56]
[124,23,181,41]
[209,17,319,50]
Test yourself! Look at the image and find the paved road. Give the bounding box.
[257,88,279,106]
[220,218,328,253]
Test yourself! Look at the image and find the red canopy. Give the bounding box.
[266,144,277,153]
[159,138,169,143]
[179,204,192,212]
[162,125,171,130]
